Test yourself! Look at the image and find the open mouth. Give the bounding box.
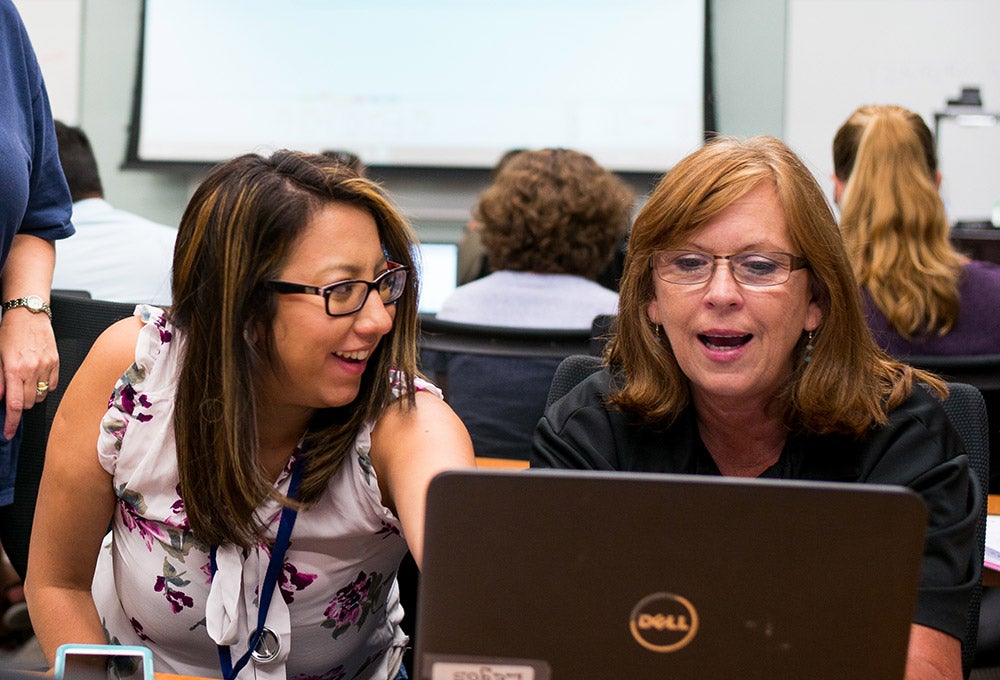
[698,334,752,351]
[335,349,371,363]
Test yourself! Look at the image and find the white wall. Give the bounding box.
[785,0,1000,215]
[14,0,81,123]
[20,0,787,237]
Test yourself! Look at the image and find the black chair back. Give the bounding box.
[0,294,137,578]
[900,354,1000,492]
[546,354,604,408]
[938,383,990,678]
[418,316,591,461]
[419,315,592,358]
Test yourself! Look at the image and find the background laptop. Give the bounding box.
[416,469,928,680]
[414,242,459,316]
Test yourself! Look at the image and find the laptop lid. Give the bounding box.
[414,242,459,315]
[416,469,928,680]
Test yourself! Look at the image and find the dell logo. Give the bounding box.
[629,593,699,652]
[637,613,691,632]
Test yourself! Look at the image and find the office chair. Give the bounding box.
[546,353,604,408]
[589,313,616,357]
[938,383,990,678]
[544,356,990,679]
[418,316,591,461]
[0,293,137,578]
[899,354,1000,492]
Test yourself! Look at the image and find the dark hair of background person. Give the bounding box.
[320,149,366,177]
[609,135,943,435]
[475,148,634,279]
[53,120,103,202]
[491,148,526,178]
[169,150,421,548]
[832,104,964,339]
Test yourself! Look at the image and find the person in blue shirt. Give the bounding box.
[0,0,76,615]
[0,0,74,454]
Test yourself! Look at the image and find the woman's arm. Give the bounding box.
[23,317,141,666]
[0,234,57,438]
[906,623,962,680]
[370,390,474,568]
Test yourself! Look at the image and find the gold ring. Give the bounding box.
[35,381,49,393]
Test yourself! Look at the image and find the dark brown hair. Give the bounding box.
[53,120,104,201]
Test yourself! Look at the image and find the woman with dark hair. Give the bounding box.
[832,104,1000,355]
[26,150,474,679]
[532,136,979,680]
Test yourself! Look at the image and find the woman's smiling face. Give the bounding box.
[646,183,823,409]
[259,202,396,414]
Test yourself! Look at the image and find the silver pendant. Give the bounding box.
[249,626,280,663]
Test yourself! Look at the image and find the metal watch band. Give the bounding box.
[1,295,53,320]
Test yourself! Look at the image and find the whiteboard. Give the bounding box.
[130,0,706,172]
[784,0,1000,218]
[13,0,82,123]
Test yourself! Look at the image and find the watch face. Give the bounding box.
[26,295,44,312]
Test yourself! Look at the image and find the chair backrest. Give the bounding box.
[899,354,1000,493]
[939,382,990,679]
[419,317,592,461]
[546,353,604,408]
[901,354,1000,392]
[589,313,616,356]
[0,293,137,578]
[419,315,592,358]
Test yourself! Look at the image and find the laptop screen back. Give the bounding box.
[416,469,928,680]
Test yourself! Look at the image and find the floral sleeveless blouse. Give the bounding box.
[92,306,432,680]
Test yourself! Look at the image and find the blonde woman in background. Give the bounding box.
[832,104,1000,356]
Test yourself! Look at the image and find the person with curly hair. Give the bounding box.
[425,148,633,460]
[437,148,633,329]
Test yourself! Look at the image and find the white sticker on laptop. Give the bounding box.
[424,655,551,680]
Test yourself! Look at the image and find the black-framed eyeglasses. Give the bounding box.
[266,262,409,317]
[651,250,809,287]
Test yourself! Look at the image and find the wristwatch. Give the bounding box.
[1,295,52,320]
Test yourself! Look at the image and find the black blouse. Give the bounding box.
[531,368,981,641]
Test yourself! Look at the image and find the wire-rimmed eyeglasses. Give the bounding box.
[266,262,409,317]
[651,250,809,287]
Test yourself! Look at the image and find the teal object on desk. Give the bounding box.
[54,643,154,680]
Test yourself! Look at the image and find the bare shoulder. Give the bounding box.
[373,389,464,435]
[94,315,144,355]
[65,315,144,398]
[370,389,473,463]
[369,389,474,563]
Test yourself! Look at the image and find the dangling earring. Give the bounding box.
[803,331,814,363]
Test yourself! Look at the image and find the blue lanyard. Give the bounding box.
[209,455,304,680]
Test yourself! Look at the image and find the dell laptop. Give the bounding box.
[416,468,928,680]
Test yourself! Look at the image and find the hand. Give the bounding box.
[0,308,58,439]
